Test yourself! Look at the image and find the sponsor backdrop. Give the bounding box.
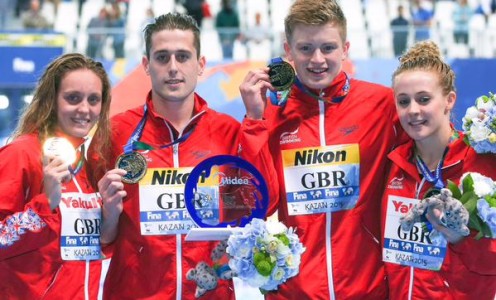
[111,58,495,130]
[0,33,494,139]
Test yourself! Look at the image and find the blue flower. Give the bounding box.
[463,92,496,154]
[477,199,496,238]
[225,218,306,292]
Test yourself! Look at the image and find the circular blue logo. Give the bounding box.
[184,155,268,228]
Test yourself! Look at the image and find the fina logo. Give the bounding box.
[13,57,35,73]
[214,172,250,186]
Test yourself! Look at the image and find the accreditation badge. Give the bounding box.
[282,144,360,216]
[116,152,148,184]
[59,192,102,261]
[383,195,447,270]
[138,167,202,235]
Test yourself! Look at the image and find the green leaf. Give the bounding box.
[275,234,290,246]
[255,260,273,276]
[460,191,476,206]
[486,196,496,208]
[462,174,474,193]
[468,214,482,232]
[447,180,462,199]
[259,288,269,295]
[481,221,493,238]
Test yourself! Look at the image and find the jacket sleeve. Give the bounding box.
[239,118,280,217]
[0,143,60,260]
[449,234,496,275]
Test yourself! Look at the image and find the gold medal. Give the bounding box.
[115,152,147,184]
[268,60,296,91]
[43,137,77,165]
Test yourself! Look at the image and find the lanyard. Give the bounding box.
[123,104,195,154]
[294,73,350,104]
[69,143,85,175]
[415,147,449,190]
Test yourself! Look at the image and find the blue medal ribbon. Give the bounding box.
[415,147,449,190]
[415,147,449,233]
[123,104,149,154]
[293,73,350,103]
[123,104,196,154]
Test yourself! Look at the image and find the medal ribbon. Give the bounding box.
[294,72,350,104]
[123,104,149,154]
[69,143,85,175]
[123,104,195,154]
[415,147,449,233]
[415,147,449,190]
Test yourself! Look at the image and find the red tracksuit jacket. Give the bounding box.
[0,133,110,299]
[103,93,241,300]
[382,134,496,300]
[240,72,406,299]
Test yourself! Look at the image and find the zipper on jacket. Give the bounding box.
[98,258,111,300]
[84,260,90,300]
[164,111,205,300]
[319,100,336,299]
[408,266,414,300]
[408,179,427,299]
[176,233,182,300]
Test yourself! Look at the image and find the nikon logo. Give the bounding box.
[151,170,206,185]
[294,149,347,166]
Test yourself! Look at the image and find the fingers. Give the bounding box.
[425,208,464,243]
[98,169,127,191]
[240,68,273,120]
[43,156,72,183]
[240,68,273,93]
[98,168,127,200]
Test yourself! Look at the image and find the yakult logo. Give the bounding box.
[387,175,404,190]
[280,127,301,145]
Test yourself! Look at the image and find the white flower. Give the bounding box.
[464,106,480,121]
[476,96,496,111]
[470,119,492,142]
[266,220,287,235]
[272,267,286,281]
[470,173,496,198]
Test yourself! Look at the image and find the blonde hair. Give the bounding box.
[393,40,455,95]
[285,0,347,44]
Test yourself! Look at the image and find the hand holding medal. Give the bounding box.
[42,137,76,209]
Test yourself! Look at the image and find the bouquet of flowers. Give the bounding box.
[226,218,306,292]
[462,92,496,153]
[447,172,496,239]
[186,218,306,298]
